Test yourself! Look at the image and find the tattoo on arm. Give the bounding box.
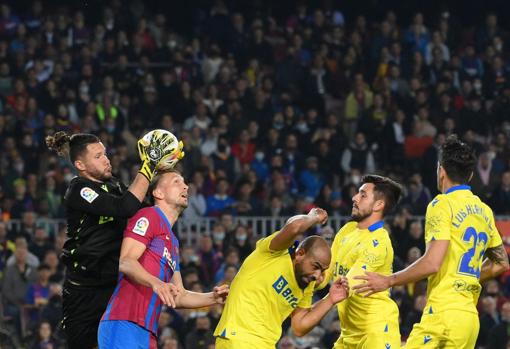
[485,245,509,265]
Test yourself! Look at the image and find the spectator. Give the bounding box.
[185,316,215,349]
[492,172,510,215]
[488,301,510,349]
[29,320,60,349]
[1,237,36,336]
[340,132,376,175]
[7,236,39,269]
[205,178,235,217]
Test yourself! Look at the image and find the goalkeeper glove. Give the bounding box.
[137,130,181,181]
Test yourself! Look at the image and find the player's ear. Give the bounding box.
[295,248,306,258]
[374,199,385,213]
[152,187,164,200]
[74,159,86,171]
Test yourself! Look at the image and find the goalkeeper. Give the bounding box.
[46,130,183,349]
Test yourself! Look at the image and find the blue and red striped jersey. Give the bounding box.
[101,206,180,334]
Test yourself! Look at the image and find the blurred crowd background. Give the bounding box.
[0,0,510,348]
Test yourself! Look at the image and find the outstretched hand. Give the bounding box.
[328,276,349,304]
[153,281,181,307]
[213,284,230,304]
[352,271,392,297]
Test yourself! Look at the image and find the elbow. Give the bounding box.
[119,258,129,274]
[428,262,441,274]
[291,323,309,338]
[497,262,510,276]
[292,327,307,338]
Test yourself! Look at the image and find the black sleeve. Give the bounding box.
[65,179,141,218]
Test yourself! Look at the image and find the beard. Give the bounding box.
[351,207,372,222]
[294,263,310,289]
[89,166,112,182]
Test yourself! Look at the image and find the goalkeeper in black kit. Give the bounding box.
[46,130,183,349]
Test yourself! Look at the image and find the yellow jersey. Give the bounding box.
[423,185,503,314]
[213,232,314,348]
[323,220,400,342]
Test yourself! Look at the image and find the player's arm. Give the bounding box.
[353,240,449,296]
[354,197,451,296]
[480,244,510,283]
[118,237,179,307]
[169,271,229,308]
[291,277,348,337]
[269,208,328,251]
[480,209,509,282]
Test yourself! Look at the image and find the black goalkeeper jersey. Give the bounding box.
[62,176,141,287]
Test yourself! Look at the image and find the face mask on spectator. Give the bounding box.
[351,175,361,185]
[190,255,199,263]
[236,234,247,242]
[213,232,225,241]
[255,152,264,161]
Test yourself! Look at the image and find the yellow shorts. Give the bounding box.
[404,310,479,349]
[215,336,274,349]
[333,322,401,349]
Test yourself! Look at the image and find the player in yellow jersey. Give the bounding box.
[214,208,349,349]
[354,135,510,349]
[318,174,403,349]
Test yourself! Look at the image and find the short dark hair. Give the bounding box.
[438,134,476,184]
[46,131,100,163]
[361,174,403,215]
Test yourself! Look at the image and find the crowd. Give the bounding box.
[0,0,510,348]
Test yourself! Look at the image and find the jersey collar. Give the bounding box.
[367,220,384,232]
[445,184,471,194]
[154,205,173,231]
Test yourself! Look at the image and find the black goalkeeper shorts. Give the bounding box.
[62,281,115,349]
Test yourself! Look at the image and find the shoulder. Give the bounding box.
[131,207,159,221]
[338,221,357,235]
[65,177,101,202]
[374,227,392,241]
[427,194,452,213]
[332,221,357,245]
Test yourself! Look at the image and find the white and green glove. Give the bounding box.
[137,130,185,181]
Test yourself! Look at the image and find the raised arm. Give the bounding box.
[269,208,328,251]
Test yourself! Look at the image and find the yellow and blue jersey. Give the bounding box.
[322,220,400,347]
[423,185,503,315]
[214,232,314,348]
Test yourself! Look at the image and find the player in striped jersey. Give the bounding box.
[98,170,229,349]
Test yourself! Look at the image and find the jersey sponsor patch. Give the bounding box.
[132,217,149,236]
[80,187,99,203]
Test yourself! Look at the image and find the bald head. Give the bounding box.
[298,236,331,257]
[294,235,331,288]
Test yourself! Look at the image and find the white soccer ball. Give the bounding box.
[139,129,183,170]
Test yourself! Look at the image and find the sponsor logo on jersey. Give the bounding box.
[132,217,149,236]
[163,247,177,271]
[272,275,299,308]
[80,187,99,203]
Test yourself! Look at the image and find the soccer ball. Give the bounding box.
[138,129,184,170]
